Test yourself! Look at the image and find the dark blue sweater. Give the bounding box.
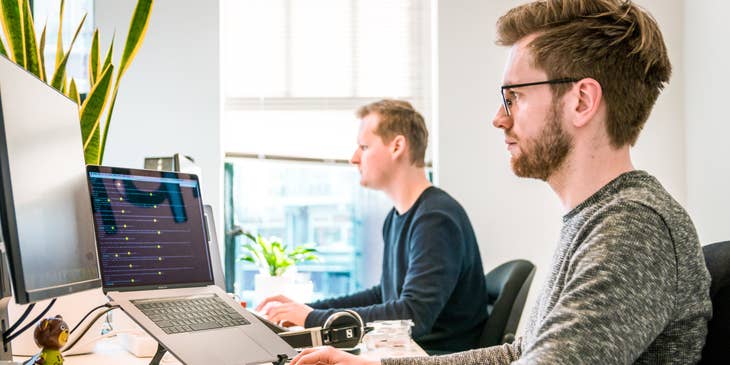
[304,187,488,352]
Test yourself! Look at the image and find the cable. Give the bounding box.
[2,303,35,337]
[62,305,119,352]
[69,303,112,334]
[3,298,56,344]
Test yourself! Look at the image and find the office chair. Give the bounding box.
[479,259,536,347]
[699,240,730,364]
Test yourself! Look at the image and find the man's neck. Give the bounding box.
[383,167,432,214]
[548,145,634,212]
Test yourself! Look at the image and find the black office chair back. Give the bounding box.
[699,240,730,364]
[479,259,535,347]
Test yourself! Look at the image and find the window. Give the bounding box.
[32,0,95,93]
[226,158,391,304]
[221,0,432,304]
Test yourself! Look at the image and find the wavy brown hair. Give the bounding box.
[497,0,671,147]
[356,99,428,167]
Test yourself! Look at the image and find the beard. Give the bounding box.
[510,102,573,181]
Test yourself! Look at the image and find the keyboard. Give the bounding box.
[132,294,250,334]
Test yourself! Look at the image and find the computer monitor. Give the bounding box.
[0,54,101,358]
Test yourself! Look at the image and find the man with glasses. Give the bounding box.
[288,0,712,364]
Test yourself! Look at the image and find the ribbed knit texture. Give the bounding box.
[383,171,712,365]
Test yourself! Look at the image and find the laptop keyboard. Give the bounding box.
[132,294,250,334]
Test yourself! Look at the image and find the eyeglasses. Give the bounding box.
[500,78,579,116]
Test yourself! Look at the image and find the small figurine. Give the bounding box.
[32,315,69,365]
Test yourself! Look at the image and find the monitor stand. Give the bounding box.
[0,250,22,364]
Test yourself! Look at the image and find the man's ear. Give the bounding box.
[390,135,407,160]
[570,77,602,128]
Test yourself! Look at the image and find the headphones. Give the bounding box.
[278,310,365,349]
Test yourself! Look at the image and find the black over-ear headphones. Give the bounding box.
[278,309,365,349]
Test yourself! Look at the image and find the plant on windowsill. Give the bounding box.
[239,232,319,303]
[0,0,153,164]
[240,232,319,276]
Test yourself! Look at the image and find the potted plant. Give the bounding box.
[0,0,153,164]
[240,232,318,304]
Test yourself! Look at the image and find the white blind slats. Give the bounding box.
[222,0,431,160]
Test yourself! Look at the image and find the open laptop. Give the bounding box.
[85,165,297,365]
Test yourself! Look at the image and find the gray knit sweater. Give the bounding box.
[383,171,712,364]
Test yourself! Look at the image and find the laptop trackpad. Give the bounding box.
[166,327,275,365]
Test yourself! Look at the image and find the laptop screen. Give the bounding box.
[86,166,213,291]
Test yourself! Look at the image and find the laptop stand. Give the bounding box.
[148,342,289,365]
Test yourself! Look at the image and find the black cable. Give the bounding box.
[69,303,112,334]
[3,298,56,344]
[2,303,36,337]
[62,305,119,352]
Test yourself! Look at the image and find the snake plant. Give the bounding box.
[0,0,153,164]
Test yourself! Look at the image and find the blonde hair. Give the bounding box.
[356,99,428,167]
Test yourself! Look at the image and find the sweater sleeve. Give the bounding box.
[304,286,382,327]
[306,212,465,338]
[308,285,383,310]
[515,202,677,364]
[382,338,522,365]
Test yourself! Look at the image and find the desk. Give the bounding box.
[15,336,428,364]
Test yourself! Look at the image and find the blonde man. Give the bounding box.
[258,100,488,353]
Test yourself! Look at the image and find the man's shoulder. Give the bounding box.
[414,186,466,214]
[575,171,685,225]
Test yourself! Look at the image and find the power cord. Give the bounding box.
[2,303,35,338]
[62,304,120,352]
[69,303,114,334]
[3,298,57,344]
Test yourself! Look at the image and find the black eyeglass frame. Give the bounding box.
[500,78,580,116]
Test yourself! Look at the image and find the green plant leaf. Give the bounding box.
[80,64,113,164]
[38,22,46,81]
[243,231,257,243]
[0,32,7,57]
[1,0,25,66]
[50,13,86,90]
[101,33,114,73]
[99,0,153,164]
[240,256,255,264]
[67,78,79,105]
[21,0,41,78]
[239,233,319,276]
[117,0,153,80]
[54,0,64,70]
[88,29,99,85]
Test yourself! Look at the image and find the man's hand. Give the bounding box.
[290,346,380,365]
[256,294,313,327]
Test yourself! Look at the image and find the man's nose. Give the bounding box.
[492,105,512,130]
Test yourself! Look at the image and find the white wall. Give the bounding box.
[434,0,687,334]
[684,1,730,245]
[94,0,223,234]
[91,0,730,337]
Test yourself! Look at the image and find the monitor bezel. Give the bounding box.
[0,92,102,304]
[85,165,215,293]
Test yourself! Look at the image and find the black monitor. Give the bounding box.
[0,54,101,307]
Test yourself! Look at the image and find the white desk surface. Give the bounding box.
[15,336,428,364]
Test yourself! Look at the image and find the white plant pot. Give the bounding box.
[253,272,313,307]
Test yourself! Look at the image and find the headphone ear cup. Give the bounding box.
[342,309,364,328]
[322,310,364,349]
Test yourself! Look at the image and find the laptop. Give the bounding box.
[202,204,226,291]
[85,165,297,365]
